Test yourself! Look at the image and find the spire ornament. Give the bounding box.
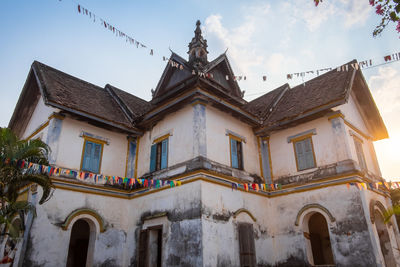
[188,20,209,69]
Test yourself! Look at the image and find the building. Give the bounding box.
[7,21,400,266]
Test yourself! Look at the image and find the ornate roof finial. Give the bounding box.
[188,20,208,69]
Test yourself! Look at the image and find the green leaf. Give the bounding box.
[390,11,398,21]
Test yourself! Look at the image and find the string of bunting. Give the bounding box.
[347,181,392,191]
[75,3,155,57]
[231,182,282,192]
[4,158,286,192]
[5,159,400,193]
[69,1,400,83]
[4,159,181,189]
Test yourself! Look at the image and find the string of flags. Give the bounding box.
[68,1,400,83]
[4,158,400,193]
[75,3,155,57]
[231,182,282,192]
[4,159,182,190]
[5,158,285,192]
[347,181,391,191]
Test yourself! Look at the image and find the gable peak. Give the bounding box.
[188,20,208,69]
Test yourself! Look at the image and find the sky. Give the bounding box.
[0,0,399,180]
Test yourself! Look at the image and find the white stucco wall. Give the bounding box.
[206,106,261,175]
[201,181,383,266]
[136,105,194,177]
[344,123,381,176]
[269,117,337,178]
[55,118,128,177]
[28,180,203,266]
[335,93,369,135]
[22,96,57,140]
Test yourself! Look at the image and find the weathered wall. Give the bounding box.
[361,189,400,266]
[206,105,260,176]
[22,96,57,140]
[54,118,128,177]
[201,181,380,267]
[136,105,194,177]
[24,180,203,267]
[269,117,337,178]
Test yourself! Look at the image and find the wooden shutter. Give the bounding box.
[231,138,239,168]
[295,140,305,170]
[82,141,93,171]
[92,143,102,173]
[237,141,243,170]
[303,138,315,169]
[238,223,256,267]
[150,144,157,172]
[127,141,137,178]
[160,139,168,170]
[138,230,148,267]
[354,138,367,170]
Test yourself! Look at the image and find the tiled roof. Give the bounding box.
[28,59,384,138]
[106,84,153,120]
[32,61,145,130]
[244,60,356,127]
[243,84,288,120]
[266,61,355,125]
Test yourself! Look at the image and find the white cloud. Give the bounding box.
[369,66,400,180]
[266,53,299,75]
[340,0,371,28]
[204,13,264,74]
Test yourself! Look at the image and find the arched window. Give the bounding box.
[308,213,334,265]
[62,209,104,266]
[66,219,90,267]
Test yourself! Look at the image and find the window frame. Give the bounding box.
[125,137,140,178]
[229,135,244,170]
[353,136,367,171]
[150,134,169,172]
[80,137,105,174]
[292,135,317,172]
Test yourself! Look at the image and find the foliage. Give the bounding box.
[314,0,400,37]
[384,188,400,226]
[0,128,53,238]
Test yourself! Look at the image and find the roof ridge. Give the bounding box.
[32,60,105,91]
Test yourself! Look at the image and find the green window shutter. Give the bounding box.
[82,141,93,171]
[150,144,157,172]
[296,138,315,171]
[231,138,239,168]
[160,139,168,170]
[127,141,137,178]
[303,138,315,169]
[92,143,102,173]
[295,141,305,170]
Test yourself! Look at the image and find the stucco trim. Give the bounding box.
[225,129,247,143]
[287,128,317,143]
[370,200,392,226]
[26,120,49,141]
[233,208,257,222]
[61,208,106,232]
[295,203,336,226]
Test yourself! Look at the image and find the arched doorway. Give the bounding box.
[374,210,396,267]
[308,212,334,265]
[66,219,90,267]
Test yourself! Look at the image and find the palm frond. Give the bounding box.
[384,205,400,223]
